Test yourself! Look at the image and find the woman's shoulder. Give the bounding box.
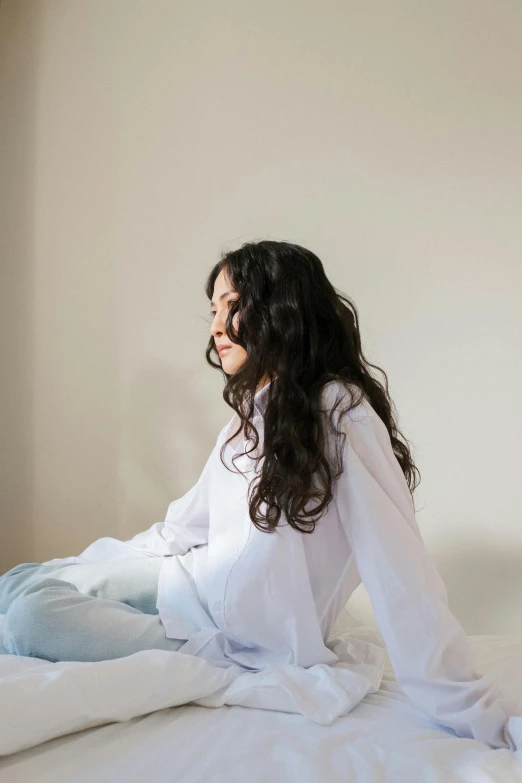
[319,378,375,422]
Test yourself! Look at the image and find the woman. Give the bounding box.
[0,240,518,749]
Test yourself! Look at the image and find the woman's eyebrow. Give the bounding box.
[210,290,235,308]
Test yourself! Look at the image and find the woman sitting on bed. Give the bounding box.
[0,239,518,750]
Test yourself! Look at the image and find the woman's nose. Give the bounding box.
[210,315,223,337]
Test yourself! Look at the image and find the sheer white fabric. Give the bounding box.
[53,378,520,749]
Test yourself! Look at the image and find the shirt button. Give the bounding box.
[213,600,223,611]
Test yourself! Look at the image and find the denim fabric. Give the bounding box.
[0,558,185,662]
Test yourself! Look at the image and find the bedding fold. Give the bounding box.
[0,618,385,756]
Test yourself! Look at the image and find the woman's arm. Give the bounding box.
[122,418,235,557]
[332,399,519,750]
[121,468,212,558]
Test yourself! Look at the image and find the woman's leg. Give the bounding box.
[50,557,164,615]
[3,576,185,662]
[0,562,60,614]
[0,556,164,615]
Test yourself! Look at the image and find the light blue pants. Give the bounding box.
[0,557,185,662]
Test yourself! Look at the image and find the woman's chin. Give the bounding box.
[221,356,237,372]
[220,349,246,374]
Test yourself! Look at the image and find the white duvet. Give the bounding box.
[0,611,389,756]
[2,614,522,783]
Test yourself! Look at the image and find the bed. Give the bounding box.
[1,612,522,782]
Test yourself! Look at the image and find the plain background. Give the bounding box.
[0,0,520,634]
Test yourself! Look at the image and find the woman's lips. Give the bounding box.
[218,346,231,356]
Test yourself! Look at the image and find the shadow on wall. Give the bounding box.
[437,541,522,636]
[0,2,43,573]
[346,541,522,638]
[119,360,224,540]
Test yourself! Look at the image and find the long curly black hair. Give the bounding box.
[204,239,420,535]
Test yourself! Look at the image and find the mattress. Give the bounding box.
[0,613,522,782]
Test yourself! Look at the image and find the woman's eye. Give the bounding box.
[208,300,236,318]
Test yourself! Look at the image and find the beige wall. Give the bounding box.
[1,0,521,634]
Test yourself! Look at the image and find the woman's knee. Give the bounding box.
[0,563,45,613]
[0,562,41,579]
[3,578,77,658]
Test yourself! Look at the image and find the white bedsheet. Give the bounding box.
[1,614,522,782]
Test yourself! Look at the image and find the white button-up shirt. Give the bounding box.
[60,378,519,748]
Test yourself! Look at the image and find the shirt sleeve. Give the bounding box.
[332,399,520,750]
[121,419,234,558]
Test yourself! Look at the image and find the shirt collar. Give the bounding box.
[253,376,276,417]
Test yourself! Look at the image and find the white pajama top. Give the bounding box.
[51,378,520,749]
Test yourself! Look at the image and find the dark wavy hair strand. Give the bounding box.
[204,240,421,535]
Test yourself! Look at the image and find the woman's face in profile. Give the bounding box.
[210,268,247,374]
